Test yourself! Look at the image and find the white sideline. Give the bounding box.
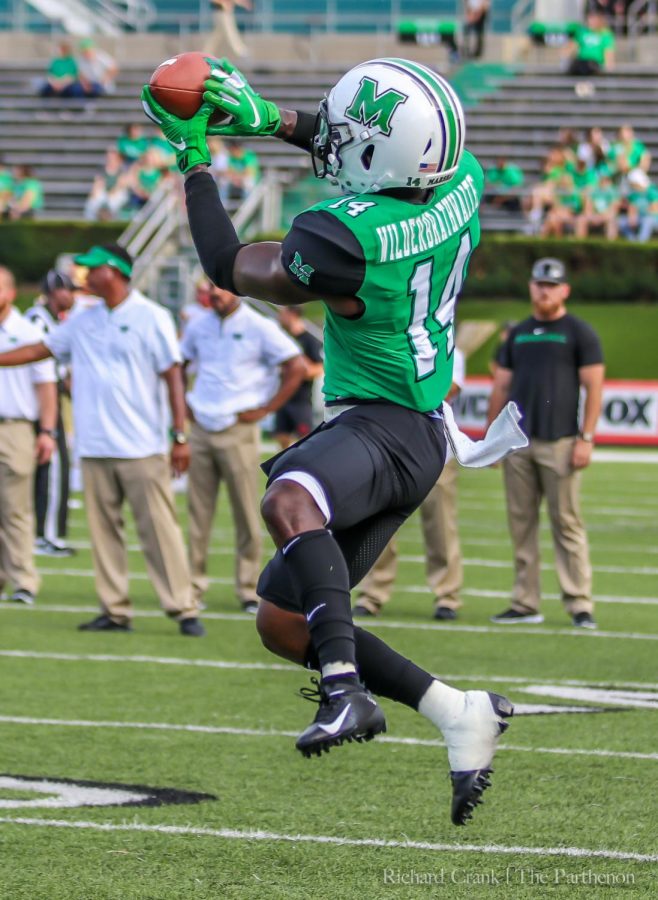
[1,649,657,691]
[0,817,655,862]
[0,714,656,762]
[2,603,657,641]
[35,552,658,577]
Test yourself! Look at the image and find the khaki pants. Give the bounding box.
[0,420,39,595]
[188,421,261,606]
[81,455,196,623]
[355,458,462,613]
[503,437,593,616]
[204,7,248,58]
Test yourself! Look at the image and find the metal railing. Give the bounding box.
[627,0,657,36]
[1,1,521,35]
[119,168,287,305]
[118,176,184,285]
[510,0,536,35]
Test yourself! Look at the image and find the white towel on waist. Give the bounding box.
[442,400,528,468]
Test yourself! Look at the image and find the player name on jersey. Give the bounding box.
[376,174,479,263]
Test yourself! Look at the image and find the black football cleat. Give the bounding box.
[296,676,386,758]
[445,691,514,826]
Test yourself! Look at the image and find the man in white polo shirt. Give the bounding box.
[181,286,305,612]
[0,265,57,605]
[0,245,203,636]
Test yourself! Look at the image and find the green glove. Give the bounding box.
[203,58,281,137]
[141,85,212,173]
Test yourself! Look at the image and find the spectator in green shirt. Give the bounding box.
[39,41,84,97]
[619,168,658,242]
[5,165,44,220]
[0,156,13,217]
[607,124,651,177]
[567,12,615,76]
[127,149,166,209]
[484,157,524,212]
[527,147,574,234]
[116,124,150,167]
[575,173,620,239]
[215,140,260,204]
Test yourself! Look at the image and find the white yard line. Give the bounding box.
[0,715,655,762]
[0,817,654,862]
[0,649,657,692]
[1,602,657,641]
[397,557,658,576]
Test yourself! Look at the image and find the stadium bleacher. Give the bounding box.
[2,57,658,226]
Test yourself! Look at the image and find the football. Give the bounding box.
[149,52,213,119]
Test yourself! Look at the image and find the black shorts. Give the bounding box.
[274,400,314,438]
[258,402,446,612]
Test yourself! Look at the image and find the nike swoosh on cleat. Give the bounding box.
[317,704,351,736]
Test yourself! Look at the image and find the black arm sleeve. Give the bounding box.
[281,210,366,297]
[184,170,245,294]
[281,110,317,154]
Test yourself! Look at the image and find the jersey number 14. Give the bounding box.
[406,231,472,380]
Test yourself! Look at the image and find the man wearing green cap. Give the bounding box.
[0,243,204,636]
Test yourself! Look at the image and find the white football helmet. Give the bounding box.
[312,57,465,193]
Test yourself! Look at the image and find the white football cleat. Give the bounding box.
[441,690,513,825]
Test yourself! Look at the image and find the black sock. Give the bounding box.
[303,626,433,709]
[283,529,355,671]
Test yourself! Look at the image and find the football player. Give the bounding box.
[141,57,513,826]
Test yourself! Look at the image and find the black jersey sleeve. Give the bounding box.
[281,111,317,154]
[573,318,604,367]
[281,210,366,297]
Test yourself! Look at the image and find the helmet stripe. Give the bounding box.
[383,58,464,172]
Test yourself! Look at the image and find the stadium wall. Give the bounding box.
[0,29,526,65]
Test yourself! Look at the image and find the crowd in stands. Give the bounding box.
[84,130,261,222]
[84,124,176,221]
[482,122,656,242]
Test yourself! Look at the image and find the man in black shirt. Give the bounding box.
[274,306,323,449]
[487,258,604,629]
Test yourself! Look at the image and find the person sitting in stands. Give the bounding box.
[4,165,44,220]
[566,12,615,76]
[77,39,118,97]
[618,168,658,242]
[127,149,167,209]
[607,124,651,178]
[484,157,524,212]
[0,156,13,217]
[84,147,131,221]
[39,41,83,97]
[575,172,620,239]
[215,139,260,203]
[117,124,149,167]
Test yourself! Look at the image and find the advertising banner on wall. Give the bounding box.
[454,379,658,446]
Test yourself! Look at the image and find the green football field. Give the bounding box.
[0,453,657,899]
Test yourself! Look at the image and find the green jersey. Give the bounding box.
[282,149,483,412]
[574,25,614,66]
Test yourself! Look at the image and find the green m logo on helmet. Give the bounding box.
[345,77,407,136]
